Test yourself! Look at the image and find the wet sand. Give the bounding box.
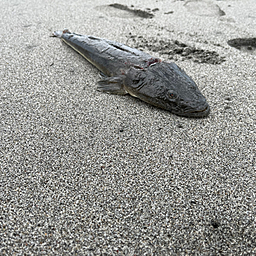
[1,0,256,254]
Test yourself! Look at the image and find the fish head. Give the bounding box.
[124,62,210,117]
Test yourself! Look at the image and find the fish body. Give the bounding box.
[53,30,210,117]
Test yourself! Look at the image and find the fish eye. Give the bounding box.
[168,91,178,100]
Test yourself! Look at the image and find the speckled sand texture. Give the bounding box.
[1,0,256,254]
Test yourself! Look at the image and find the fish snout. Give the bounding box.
[183,101,210,117]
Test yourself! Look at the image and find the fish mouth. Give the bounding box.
[178,104,210,118]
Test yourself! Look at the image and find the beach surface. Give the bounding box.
[1,0,255,254]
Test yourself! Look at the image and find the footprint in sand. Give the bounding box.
[184,0,225,17]
[95,4,154,19]
[227,38,256,55]
[130,35,225,65]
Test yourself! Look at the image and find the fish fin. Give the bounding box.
[52,29,71,38]
[99,72,108,80]
[97,76,127,95]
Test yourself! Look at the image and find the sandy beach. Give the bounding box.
[1,0,255,254]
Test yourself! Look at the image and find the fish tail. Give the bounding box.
[52,29,71,38]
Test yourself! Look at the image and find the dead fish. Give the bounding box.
[53,29,210,117]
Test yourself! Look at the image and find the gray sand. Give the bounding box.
[1,0,255,254]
